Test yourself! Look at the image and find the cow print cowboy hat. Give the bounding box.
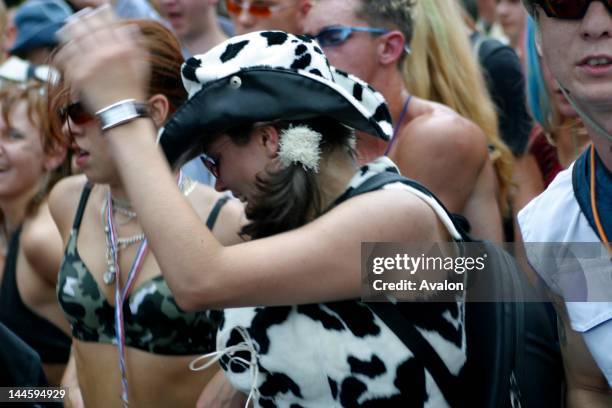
[159,31,393,166]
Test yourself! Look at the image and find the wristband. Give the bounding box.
[95,99,150,131]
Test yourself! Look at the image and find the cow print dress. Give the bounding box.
[214,157,466,407]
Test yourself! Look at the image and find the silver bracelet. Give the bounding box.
[95,99,150,131]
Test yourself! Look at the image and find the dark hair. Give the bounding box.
[222,117,355,239]
[48,19,187,146]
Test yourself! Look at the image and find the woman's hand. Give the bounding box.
[55,5,150,113]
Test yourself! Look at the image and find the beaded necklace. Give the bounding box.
[103,172,190,406]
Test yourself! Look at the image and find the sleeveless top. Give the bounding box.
[518,151,612,329]
[214,157,467,407]
[57,184,228,355]
[518,149,612,385]
[0,227,71,364]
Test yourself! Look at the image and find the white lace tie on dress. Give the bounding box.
[189,326,260,407]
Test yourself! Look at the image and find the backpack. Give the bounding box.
[336,171,526,407]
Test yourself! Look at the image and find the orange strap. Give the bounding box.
[589,146,611,253]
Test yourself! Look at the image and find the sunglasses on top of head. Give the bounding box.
[58,101,95,125]
[225,0,291,17]
[309,25,412,54]
[532,0,612,19]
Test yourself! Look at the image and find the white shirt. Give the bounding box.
[518,164,612,386]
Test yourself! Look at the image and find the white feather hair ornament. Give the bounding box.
[277,125,322,172]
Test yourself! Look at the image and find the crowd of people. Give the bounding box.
[0,0,610,407]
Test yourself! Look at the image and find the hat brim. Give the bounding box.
[9,22,63,55]
[160,67,391,166]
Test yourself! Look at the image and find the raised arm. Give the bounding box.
[55,7,450,309]
[58,121,443,309]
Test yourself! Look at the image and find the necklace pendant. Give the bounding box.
[103,269,116,285]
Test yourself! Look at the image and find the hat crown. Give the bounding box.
[181,31,334,98]
[10,0,72,55]
[160,30,393,165]
[15,0,71,24]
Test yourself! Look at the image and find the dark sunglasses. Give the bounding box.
[225,0,290,17]
[200,154,220,178]
[310,25,389,48]
[533,0,612,19]
[58,101,95,125]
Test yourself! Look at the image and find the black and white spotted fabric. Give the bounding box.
[159,31,393,165]
[214,157,466,407]
[180,31,392,139]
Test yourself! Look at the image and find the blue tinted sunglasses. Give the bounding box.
[311,25,411,54]
[311,25,388,47]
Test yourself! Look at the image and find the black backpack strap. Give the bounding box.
[206,196,229,230]
[340,172,466,405]
[368,302,463,407]
[344,171,527,407]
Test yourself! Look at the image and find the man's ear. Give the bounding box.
[296,0,314,33]
[377,30,405,66]
[147,94,171,128]
[257,125,281,158]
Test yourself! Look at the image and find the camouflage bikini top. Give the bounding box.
[57,184,226,355]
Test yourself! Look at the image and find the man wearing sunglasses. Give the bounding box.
[517,0,612,404]
[303,0,505,243]
[225,0,312,35]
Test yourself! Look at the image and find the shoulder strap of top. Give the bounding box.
[72,183,93,231]
[206,196,229,230]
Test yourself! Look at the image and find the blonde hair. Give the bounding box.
[403,0,514,214]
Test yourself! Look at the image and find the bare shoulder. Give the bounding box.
[214,198,245,245]
[399,102,489,164]
[22,202,65,284]
[48,174,89,238]
[186,184,244,245]
[389,100,491,212]
[185,182,229,220]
